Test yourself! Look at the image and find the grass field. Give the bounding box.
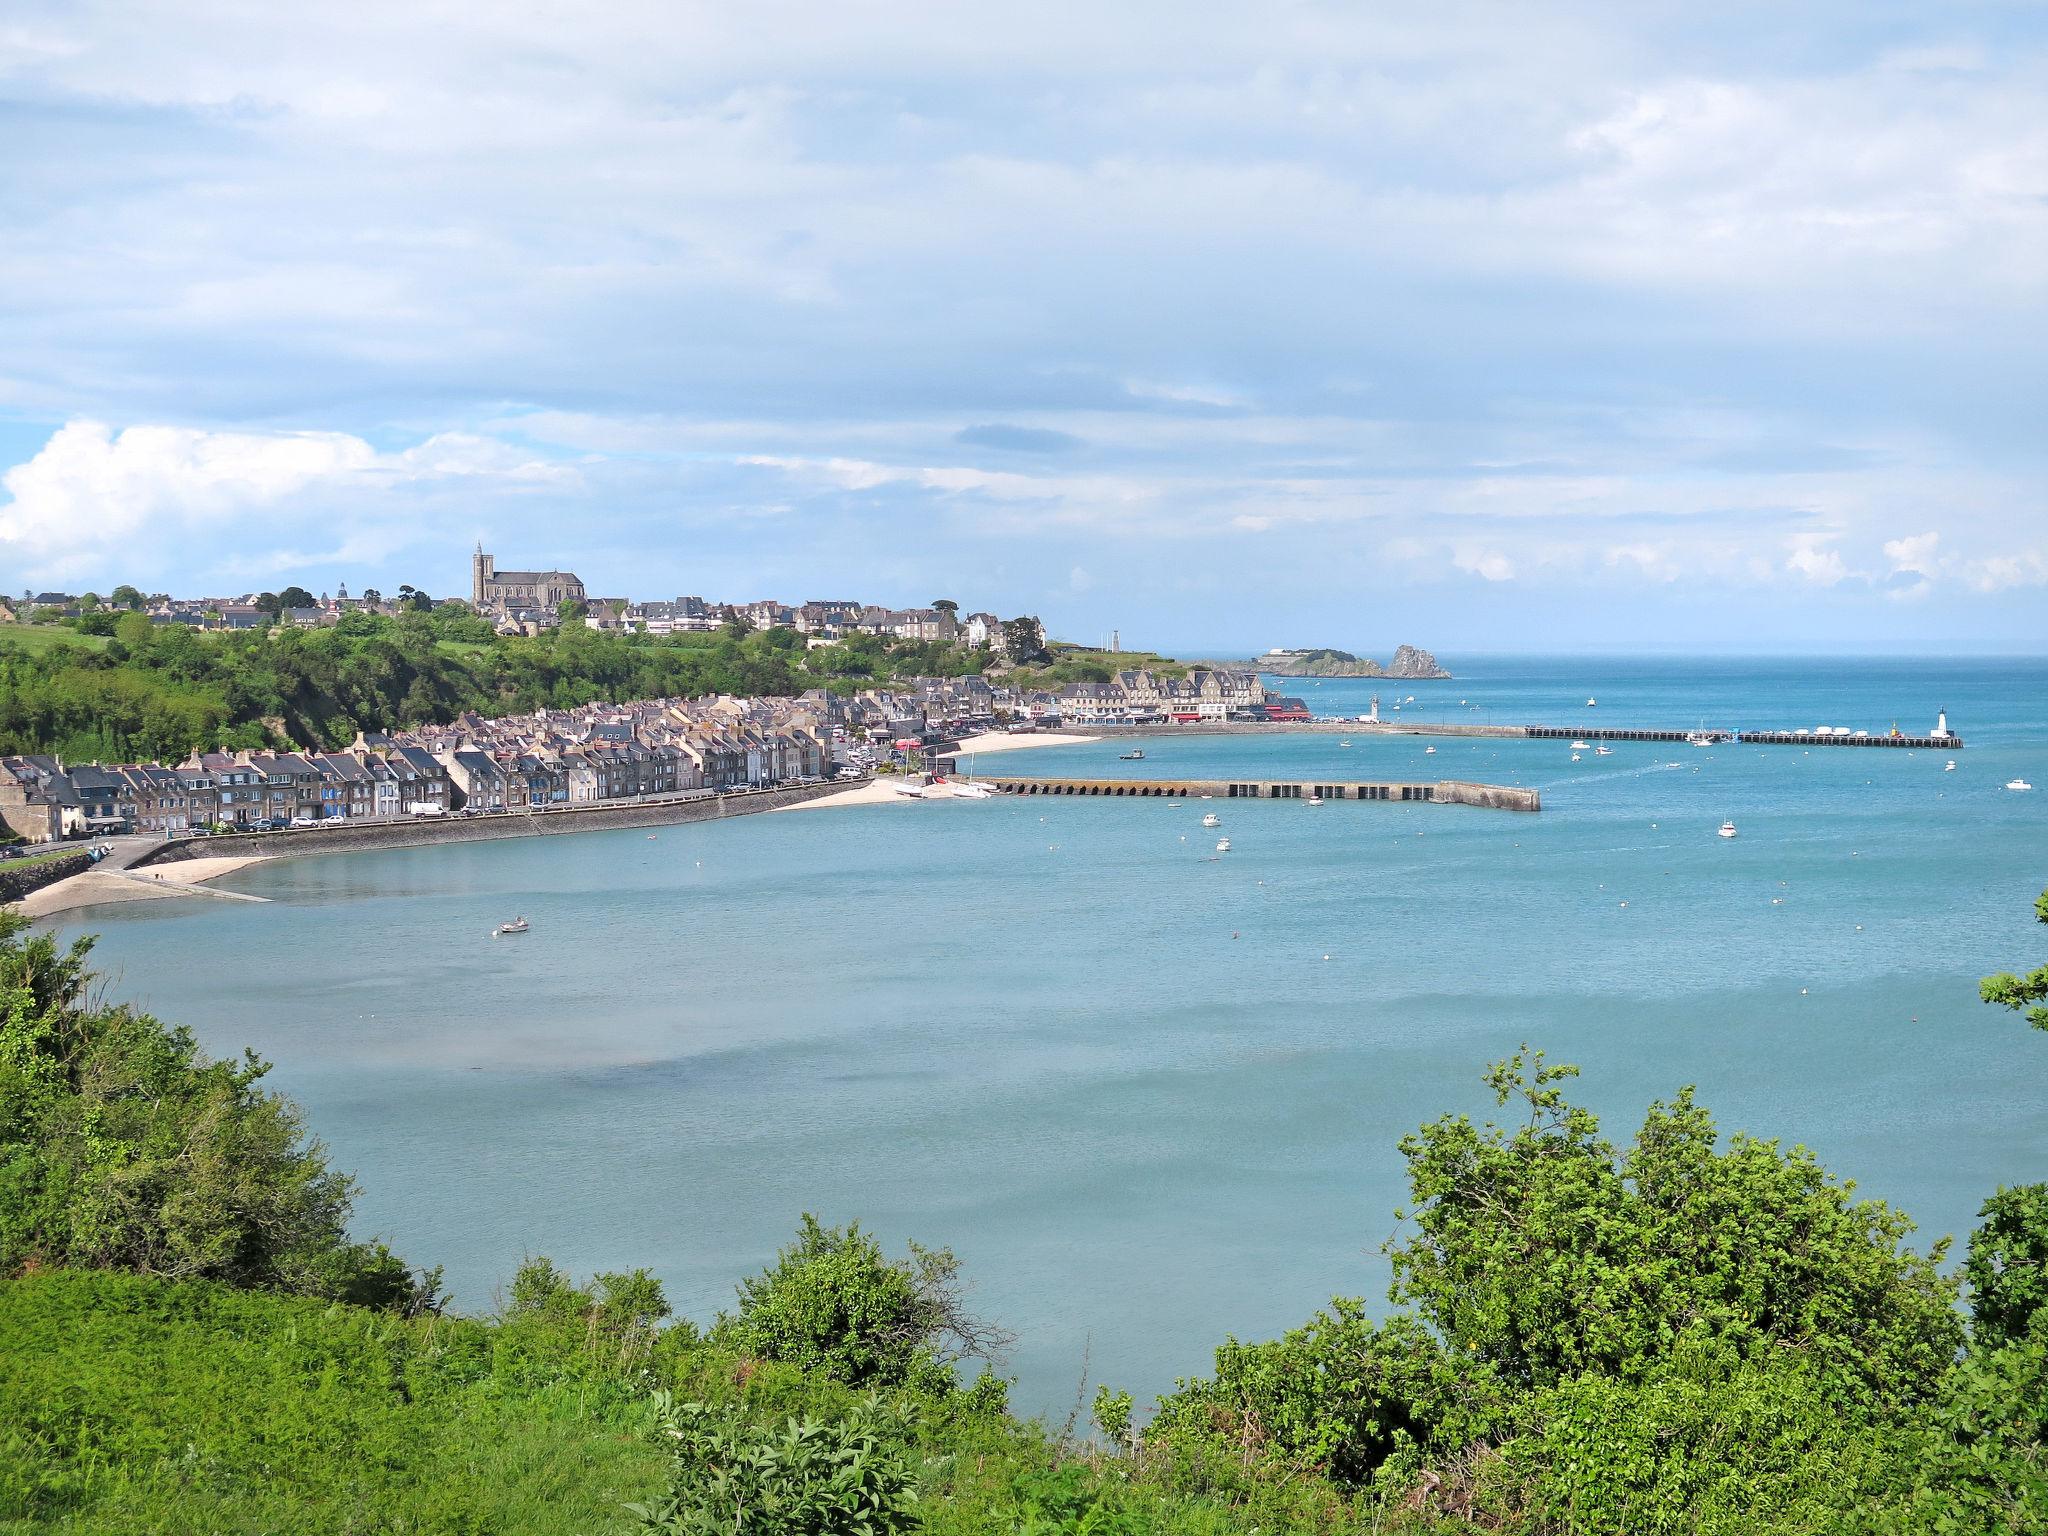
[0,624,108,655]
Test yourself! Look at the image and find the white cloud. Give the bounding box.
[1882,530,1941,575]
[1785,537,1851,586]
[1452,545,1516,582]
[0,419,570,583]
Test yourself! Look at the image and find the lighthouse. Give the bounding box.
[1933,709,1950,738]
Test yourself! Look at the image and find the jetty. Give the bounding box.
[957,774,1539,812]
[1061,718,1963,750]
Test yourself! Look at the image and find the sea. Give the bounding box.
[47,656,2048,1415]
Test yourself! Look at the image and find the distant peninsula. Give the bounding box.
[1236,644,1451,679]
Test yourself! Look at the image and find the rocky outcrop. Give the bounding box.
[1387,645,1449,679]
[1235,645,1451,679]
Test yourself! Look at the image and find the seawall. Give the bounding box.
[0,851,93,903]
[130,781,855,869]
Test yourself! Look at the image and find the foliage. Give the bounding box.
[1980,887,2048,1032]
[0,1267,665,1534]
[0,607,1032,764]
[1387,1047,1960,1406]
[627,1393,918,1536]
[1148,1306,1491,1490]
[1963,1183,2048,1348]
[714,1214,1012,1392]
[0,912,431,1308]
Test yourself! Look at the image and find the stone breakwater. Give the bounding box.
[130,782,855,870]
[964,774,1540,812]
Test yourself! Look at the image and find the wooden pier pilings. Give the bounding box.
[964,776,1540,812]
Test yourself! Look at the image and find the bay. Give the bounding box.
[50,655,2048,1414]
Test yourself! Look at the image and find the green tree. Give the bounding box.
[1001,616,1047,662]
[712,1215,1010,1391]
[277,585,317,610]
[1387,1047,1960,1404]
[1981,887,2048,1033]
[0,913,432,1310]
[255,591,284,620]
[109,584,145,610]
[1963,1184,2048,1348]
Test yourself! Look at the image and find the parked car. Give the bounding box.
[289,814,320,828]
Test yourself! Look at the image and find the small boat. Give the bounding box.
[1424,745,1437,755]
[1214,837,1231,852]
[1306,794,1323,806]
[1595,745,1612,756]
[1165,799,1182,807]
[1944,760,1956,772]
[1718,822,1737,839]
[1119,749,1145,760]
[1201,812,1221,828]
[1571,740,1591,750]
[1339,739,1351,747]
[2008,779,2034,792]
[493,917,530,936]
[949,782,994,799]
[1571,753,1582,762]
[1586,698,1597,707]
[891,781,928,798]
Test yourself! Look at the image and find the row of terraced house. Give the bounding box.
[0,695,842,843]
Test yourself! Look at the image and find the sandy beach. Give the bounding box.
[17,854,272,920]
[775,733,1098,813]
[945,730,1097,755]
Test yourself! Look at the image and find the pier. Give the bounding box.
[1052,719,1963,750]
[959,775,1540,812]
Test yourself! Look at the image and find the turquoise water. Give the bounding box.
[51,657,2048,1414]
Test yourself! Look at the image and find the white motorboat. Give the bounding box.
[1571,753,1581,762]
[1595,745,1613,756]
[1119,749,1145,761]
[1586,698,1597,707]
[1214,837,1231,852]
[2008,779,2034,792]
[1306,794,1323,806]
[1424,745,1437,755]
[1944,760,1956,772]
[949,782,994,799]
[1571,740,1591,750]
[493,917,530,936]
[1718,822,1737,839]
[1201,812,1220,828]
[1338,740,1351,748]
[891,781,928,798]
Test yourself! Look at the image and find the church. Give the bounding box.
[471,545,586,614]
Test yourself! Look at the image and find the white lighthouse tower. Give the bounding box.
[1933,709,1950,738]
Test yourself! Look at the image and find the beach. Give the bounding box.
[18,854,271,920]
[774,732,1099,812]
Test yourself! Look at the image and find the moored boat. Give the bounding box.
[1718,822,1737,839]
[494,917,530,936]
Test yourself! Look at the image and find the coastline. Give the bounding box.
[19,855,272,920]
[774,732,1099,813]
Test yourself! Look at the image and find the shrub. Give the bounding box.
[627,1392,918,1535]
[713,1214,1010,1392]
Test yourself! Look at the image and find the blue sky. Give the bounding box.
[1,2,2043,653]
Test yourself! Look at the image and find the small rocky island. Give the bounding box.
[1253,644,1451,679]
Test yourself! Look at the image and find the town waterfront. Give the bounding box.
[48,655,2048,1416]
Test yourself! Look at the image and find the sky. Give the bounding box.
[1,1,2044,653]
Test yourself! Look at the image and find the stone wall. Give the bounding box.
[131,781,854,869]
[0,851,91,904]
